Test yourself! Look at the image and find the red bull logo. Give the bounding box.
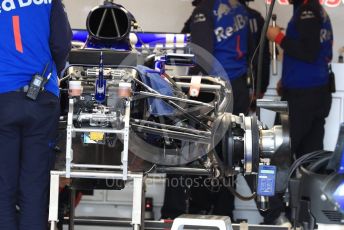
[0,0,52,13]
[266,0,342,7]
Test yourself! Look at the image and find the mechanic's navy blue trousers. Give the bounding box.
[0,92,59,230]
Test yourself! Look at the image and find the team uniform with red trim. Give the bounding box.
[275,0,333,158]
[190,0,250,115]
[0,1,72,229]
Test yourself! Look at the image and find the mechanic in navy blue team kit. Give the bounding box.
[191,0,251,115]
[188,0,270,109]
[0,0,72,229]
[267,0,333,158]
[161,0,251,220]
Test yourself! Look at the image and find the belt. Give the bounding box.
[15,85,29,93]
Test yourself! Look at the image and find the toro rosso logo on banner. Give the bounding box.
[266,0,343,7]
[0,0,52,13]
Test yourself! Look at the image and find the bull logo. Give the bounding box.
[216,3,231,21]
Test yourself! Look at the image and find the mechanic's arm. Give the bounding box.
[189,1,214,75]
[190,3,214,54]
[181,16,192,34]
[267,6,321,63]
[50,0,73,76]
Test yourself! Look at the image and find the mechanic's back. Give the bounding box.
[0,1,72,230]
[0,0,71,96]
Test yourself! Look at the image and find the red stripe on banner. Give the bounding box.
[236,35,243,59]
[12,16,24,53]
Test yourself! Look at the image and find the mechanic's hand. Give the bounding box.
[267,26,282,42]
[276,79,283,96]
[249,93,265,112]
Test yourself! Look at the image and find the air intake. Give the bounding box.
[86,3,133,42]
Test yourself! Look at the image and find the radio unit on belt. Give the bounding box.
[26,62,52,100]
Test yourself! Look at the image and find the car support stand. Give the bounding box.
[48,171,145,230]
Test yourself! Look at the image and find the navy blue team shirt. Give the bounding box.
[0,0,72,96]
[279,0,333,88]
[190,0,249,81]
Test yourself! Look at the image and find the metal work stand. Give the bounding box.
[65,98,131,180]
[48,96,145,229]
[48,171,145,230]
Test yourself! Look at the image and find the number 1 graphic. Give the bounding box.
[12,16,23,53]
